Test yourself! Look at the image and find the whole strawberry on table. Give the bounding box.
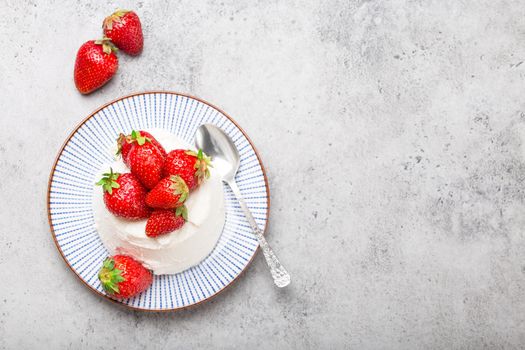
[103,9,143,56]
[74,38,118,95]
[73,9,143,94]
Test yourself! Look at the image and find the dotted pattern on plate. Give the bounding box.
[48,92,269,310]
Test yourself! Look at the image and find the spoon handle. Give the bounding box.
[227,180,291,288]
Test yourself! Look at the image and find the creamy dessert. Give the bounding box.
[93,129,225,275]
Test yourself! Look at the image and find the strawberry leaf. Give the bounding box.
[98,257,126,295]
[95,37,118,54]
[131,130,149,146]
[175,205,188,221]
[178,191,188,203]
[114,9,130,18]
[193,149,212,185]
[169,175,189,202]
[103,10,129,31]
[96,168,120,194]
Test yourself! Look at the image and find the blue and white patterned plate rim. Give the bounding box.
[47,91,270,312]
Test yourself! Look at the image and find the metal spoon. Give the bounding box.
[195,124,291,287]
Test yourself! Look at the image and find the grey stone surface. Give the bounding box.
[1,0,525,348]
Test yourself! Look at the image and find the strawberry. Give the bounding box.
[123,135,166,189]
[117,130,167,162]
[164,149,212,190]
[103,9,143,56]
[145,175,189,209]
[96,169,150,220]
[145,206,187,237]
[74,38,118,94]
[98,255,152,298]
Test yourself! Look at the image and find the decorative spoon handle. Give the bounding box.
[227,180,291,287]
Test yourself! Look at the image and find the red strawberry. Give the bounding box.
[164,149,212,190]
[117,130,166,161]
[74,39,118,94]
[145,206,187,237]
[96,169,150,220]
[103,9,143,56]
[146,175,189,209]
[124,136,166,190]
[98,255,152,298]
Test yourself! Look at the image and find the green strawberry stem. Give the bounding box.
[98,258,125,294]
[131,130,150,145]
[186,149,213,182]
[94,37,118,54]
[103,9,130,30]
[96,168,120,194]
[116,133,126,155]
[175,205,188,221]
[114,9,130,17]
[116,130,151,156]
[169,175,189,203]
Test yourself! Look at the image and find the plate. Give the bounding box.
[47,91,269,311]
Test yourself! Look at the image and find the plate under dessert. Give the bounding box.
[47,91,269,311]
